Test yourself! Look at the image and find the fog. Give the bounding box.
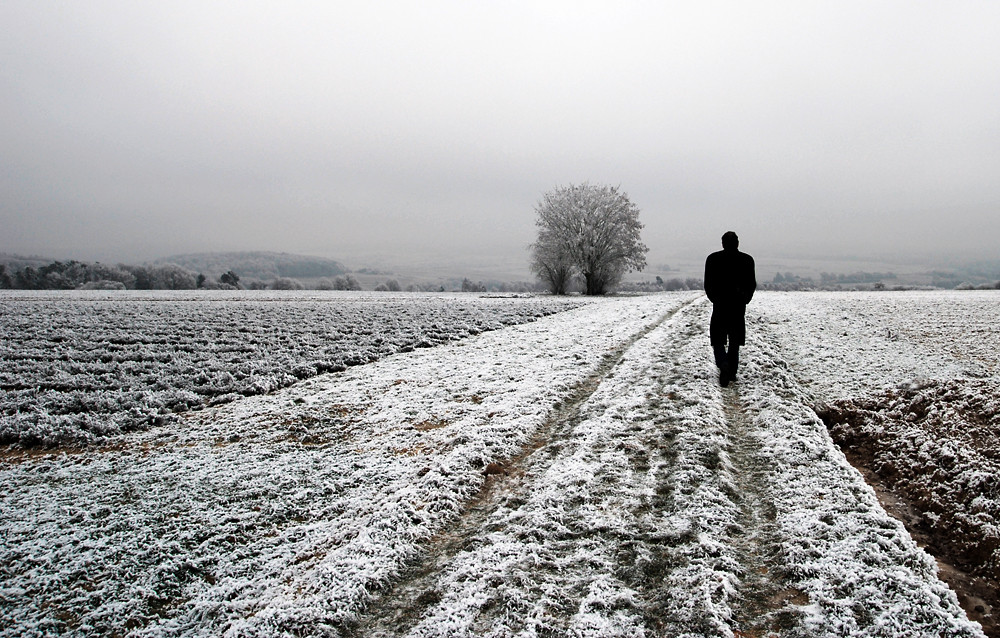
[2,1,998,275]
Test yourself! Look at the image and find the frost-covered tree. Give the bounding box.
[530,226,575,295]
[127,265,154,289]
[89,263,135,288]
[332,274,362,291]
[530,183,648,295]
[152,264,197,290]
[461,278,486,293]
[219,270,240,288]
[269,277,303,290]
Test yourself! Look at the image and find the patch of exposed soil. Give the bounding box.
[817,378,1000,637]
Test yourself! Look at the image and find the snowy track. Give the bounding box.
[1,292,988,637]
[351,297,981,638]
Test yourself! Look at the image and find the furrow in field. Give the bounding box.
[354,295,986,638]
[728,312,985,637]
[348,297,707,637]
[1,295,701,637]
[2,292,987,638]
[350,298,772,637]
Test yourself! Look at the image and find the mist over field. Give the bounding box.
[2,2,999,276]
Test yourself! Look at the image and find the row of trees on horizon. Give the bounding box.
[1,261,218,291]
[0,260,550,293]
[0,260,358,291]
[4,258,996,293]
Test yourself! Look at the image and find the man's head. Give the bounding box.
[722,231,739,251]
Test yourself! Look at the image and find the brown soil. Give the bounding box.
[817,379,1000,637]
[838,444,998,637]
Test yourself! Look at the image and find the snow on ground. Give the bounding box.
[738,323,980,637]
[1,291,992,637]
[1,294,685,636]
[356,294,983,638]
[0,290,585,446]
[754,290,1000,637]
[817,379,1000,583]
[756,290,1000,400]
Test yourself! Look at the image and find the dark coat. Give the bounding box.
[704,248,756,347]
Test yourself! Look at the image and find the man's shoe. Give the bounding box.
[720,370,730,387]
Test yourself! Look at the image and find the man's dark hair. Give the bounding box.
[722,231,739,250]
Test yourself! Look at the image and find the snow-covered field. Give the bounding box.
[0,291,584,446]
[2,290,997,637]
[763,291,1000,636]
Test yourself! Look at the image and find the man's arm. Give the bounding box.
[704,254,717,303]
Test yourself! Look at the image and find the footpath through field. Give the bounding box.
[349,295,981,638]
[0,293,985,637]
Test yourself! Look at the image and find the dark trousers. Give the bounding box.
[710,303,745,379]
[713,343,740,377]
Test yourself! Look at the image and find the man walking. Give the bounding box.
[704,231,756,387]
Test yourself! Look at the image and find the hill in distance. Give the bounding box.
[155,251,348,281]
[0,253,59,270]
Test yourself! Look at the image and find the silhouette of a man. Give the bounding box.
[704,231,756,387]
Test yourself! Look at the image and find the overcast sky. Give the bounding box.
[2,1,999,271]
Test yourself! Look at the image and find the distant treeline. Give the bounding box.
[0,259,544,293]
[0,260,385,291]
[6,258,995,293]
[0,260,210,291]
[621,276,704,293]
[153,251,348,281]
[820,271,897,284]
[764,270,1000,291]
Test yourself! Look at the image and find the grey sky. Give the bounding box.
[3,1,999,272]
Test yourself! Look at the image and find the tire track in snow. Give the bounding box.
[345,294,982,638]
[722,388,810,636]
[349,297,707,637]
[597,299,742,637]
[729,311,985,637]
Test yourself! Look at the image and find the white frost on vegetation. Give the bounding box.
[0,290,585,446]
[362,294,984,637]
[1,291,991,637]
[2,294,686,636]
[757,290,1000,400]
[737,325,982,637]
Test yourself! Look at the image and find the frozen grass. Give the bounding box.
[818,379,1000,582]
[1,295,673,636]
[757,290,1000,400]
[2,291,995,637]
[0,290,585,446]
[356,294,986,638]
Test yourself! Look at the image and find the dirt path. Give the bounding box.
[349,298,706,636]
[343,297,985,638]
[348,300,819,637]
[722,390,809,636]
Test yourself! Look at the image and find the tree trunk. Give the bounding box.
[584,272,604,295]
